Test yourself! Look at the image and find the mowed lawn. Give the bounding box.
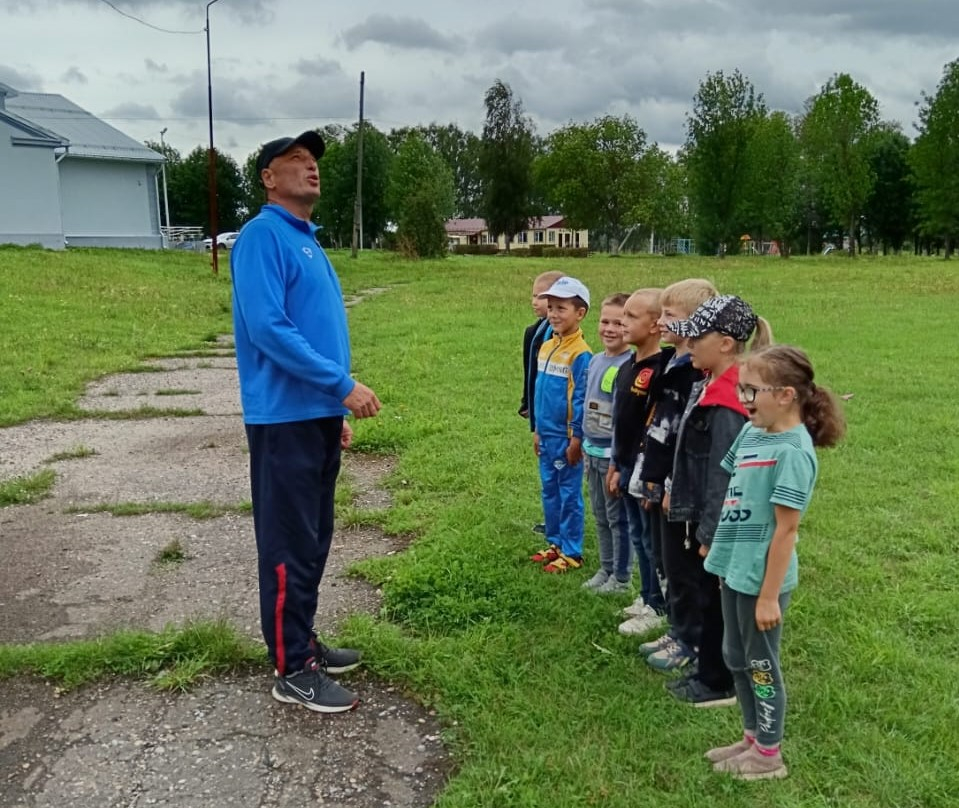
[1,245,957,807]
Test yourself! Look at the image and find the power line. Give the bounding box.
[96,0,203,35]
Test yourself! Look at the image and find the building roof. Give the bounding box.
[529,215,568,229]
[445,215,573,235]
[5,90,162,163]
[445,217,486,235]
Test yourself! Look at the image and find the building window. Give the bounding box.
[517,231,528,244]
[548,231,556,243]
[534,230,544,243]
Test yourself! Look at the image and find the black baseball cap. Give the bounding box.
[255,131,326,180]
[667,295,758,342]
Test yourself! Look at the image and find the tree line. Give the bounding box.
[148,57,959,259]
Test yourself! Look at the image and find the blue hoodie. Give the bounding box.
[231,204,355,424]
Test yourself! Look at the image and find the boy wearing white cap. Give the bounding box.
[528,277,593,572]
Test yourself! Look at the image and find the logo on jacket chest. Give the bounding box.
[630,367,653,395]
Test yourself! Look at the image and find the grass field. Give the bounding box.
[1,244,957,807]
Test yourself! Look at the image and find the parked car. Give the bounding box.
[174,239,204,251]
[202,231,240,250]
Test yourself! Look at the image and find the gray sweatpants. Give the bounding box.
[720,583,792,747]
[583,454,631,582]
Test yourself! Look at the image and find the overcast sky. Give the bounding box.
[1,0,955,162]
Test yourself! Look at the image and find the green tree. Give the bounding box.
[685,70,766,256]
[535,115,649,251]
[479,80,536,251]
[240,150,264,222]
[397,190,449,259]
[387,131,455,258]
[800,73,880,256]
[864,124,913,254]
[163,146,245,233]
[630,146,690,250]
[313,124,392,248]
[910,59,959,257]
[423,123,482,218]
[740,111,801,256]
[390,124,483,218]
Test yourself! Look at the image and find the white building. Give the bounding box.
[0,83,164,249]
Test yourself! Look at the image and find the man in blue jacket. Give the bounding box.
[231,131,381,713]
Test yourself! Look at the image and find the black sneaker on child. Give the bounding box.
[665,671,697,692]
[310,637,362,675]
[669,676,736,708]
[272,658,359,713]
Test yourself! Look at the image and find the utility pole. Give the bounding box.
[159,127,171,246]
[205,0,221,275]
[351,71,365,259]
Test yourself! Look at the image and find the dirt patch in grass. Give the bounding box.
[0,349,451,807]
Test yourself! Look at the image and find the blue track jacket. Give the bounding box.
[533,328,592,439]
[231,204,355,424]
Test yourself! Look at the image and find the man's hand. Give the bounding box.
[533,432,541,456]
[340,420,354,449]
[343,381,381,419]
[566,437,583,466]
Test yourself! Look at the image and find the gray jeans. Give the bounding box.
[583,454,631,581]
[720,583,792,747]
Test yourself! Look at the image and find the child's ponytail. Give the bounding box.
[749,316,774,352]
[802,384,846,448]
[744,345,847,447]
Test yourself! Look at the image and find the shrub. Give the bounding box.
[396,190,448,259]
[452,244,500,256]
[541,246,589,258]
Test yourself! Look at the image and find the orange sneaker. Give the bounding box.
[543,554,583,573]
[530,544,560,563]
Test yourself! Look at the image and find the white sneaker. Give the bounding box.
[581,569,610,590]
[618,606,665,636]
[623,596,647,617]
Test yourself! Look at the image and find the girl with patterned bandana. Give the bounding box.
[704,345,846,780]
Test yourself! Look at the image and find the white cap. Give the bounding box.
[538,276,590,309]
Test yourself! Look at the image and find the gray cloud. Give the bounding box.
[0,0,274,26]
[477,19,573,55]
[342,14,461,52]
[144,58,168,74]
[585,0,957,42]
[740,0,958,39]
[170,63,357,129]
[295,57,342,79]
[0,63,43,90]
[100,101,160,120]
[60,66,87,84]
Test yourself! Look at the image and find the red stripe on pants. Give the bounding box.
[274,563,287,675]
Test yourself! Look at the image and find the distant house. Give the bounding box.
[0,83,164,249]
[445,215,589,251]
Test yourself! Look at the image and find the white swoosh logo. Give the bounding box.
[287,683,315,700]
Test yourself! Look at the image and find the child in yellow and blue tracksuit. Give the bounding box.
[529,277,593,573]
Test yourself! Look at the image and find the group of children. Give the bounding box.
[520,271,846,781]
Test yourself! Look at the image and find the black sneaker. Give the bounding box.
[665,671,697,692]
[532,523,546,535]
[670,676,736,708]
[272,658,359,713]
[315,641,362,675]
